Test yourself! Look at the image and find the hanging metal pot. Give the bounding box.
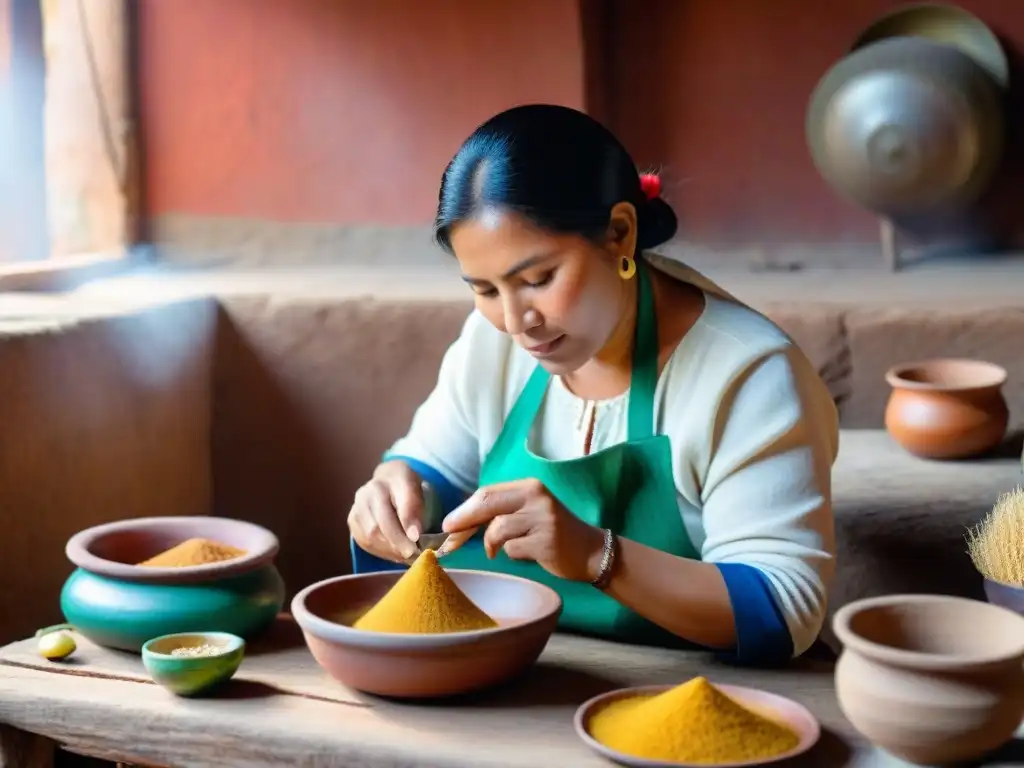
[806,36,1005,217]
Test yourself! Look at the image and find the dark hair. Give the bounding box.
[434,104,677,254]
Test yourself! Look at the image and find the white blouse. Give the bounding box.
[389,257,839,656]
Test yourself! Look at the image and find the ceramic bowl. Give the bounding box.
[984,578,1024,617]
[884,358,1009,459]
[61,516,286,652]
[833,594,1024,765]
[291,569,562,698]
[142,631,245,697]
[574,683,820,767]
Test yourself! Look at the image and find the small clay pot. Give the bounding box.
[884,358,1009,459]
[833,594,1024,765]
[142,632,245,697]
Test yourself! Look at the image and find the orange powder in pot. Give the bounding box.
[353,550,498,633]
[138,537,246,567]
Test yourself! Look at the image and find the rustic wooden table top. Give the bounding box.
[0,617,1021,768]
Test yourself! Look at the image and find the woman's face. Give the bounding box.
[449,207,633,375]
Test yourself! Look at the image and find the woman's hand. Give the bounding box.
[440,478,606,582]
[347,461,424,562]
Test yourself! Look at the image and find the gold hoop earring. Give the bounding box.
[618,256,637,280]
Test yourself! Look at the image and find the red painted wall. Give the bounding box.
[611,0,1024,246]
[137,0,585,226]
[137,0,1024,247]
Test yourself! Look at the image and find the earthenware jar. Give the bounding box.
[884,358,1008,459]
[62,516,286,652]
[833,594,1024,765]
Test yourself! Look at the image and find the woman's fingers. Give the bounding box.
[349,479,417,561]
[365,481,419,560]
[482,512,534,559]
[388,470,425,540]
[435,525,479,557]
[347,505,395,561]
[442,482,532,532]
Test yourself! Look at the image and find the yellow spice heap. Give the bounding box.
[353,550,498,633]
[589,676,800,765]
[138,537,246,568]
[967,485,1024,586]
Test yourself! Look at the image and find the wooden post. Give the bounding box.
[40,0,138,260]
[879,217,900,272]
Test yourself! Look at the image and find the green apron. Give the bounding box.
[441,261,701,648]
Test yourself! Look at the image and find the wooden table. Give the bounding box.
[0,618,1021,768]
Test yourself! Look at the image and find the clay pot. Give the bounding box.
[884,358,1009,459]
[62,516,286,651]
[833,594,1024,765]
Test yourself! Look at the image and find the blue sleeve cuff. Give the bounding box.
[381,453,469,514]
[713,563,794,667]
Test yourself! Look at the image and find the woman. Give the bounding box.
[348,104,838,666]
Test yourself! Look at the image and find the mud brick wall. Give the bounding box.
[0,299,216,643]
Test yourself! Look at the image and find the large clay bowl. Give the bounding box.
[884,358,1008,459]
[291,569,562,698]
[833,594,1024,765]
[62,516,286,652]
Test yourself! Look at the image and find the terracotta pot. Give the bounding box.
[884,358,1009,459]
[833,594,1024,765]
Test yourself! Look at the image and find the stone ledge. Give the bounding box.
[4,265,1024,430]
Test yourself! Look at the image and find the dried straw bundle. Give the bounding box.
[967,486,1024,587]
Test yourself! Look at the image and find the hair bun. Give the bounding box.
[636,197,678,250]
[639,173,662,200]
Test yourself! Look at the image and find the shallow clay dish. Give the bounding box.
[833,594,1024,765]
[291,569,561,698]
[574,683,820,767]
[884,358,1008,459]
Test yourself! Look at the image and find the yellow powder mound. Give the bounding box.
[353,550,498,634]
[589,676,800,764]
[137,537,247,568]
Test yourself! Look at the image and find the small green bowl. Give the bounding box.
[142,631,245,697]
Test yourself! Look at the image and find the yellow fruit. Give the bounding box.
[37,631,76,661]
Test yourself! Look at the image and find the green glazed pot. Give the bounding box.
[61,565,285,652]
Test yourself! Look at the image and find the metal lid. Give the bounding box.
[806,37,1005,215]
[851,3,1008,89]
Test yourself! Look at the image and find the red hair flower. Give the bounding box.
[639,173,662,200]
